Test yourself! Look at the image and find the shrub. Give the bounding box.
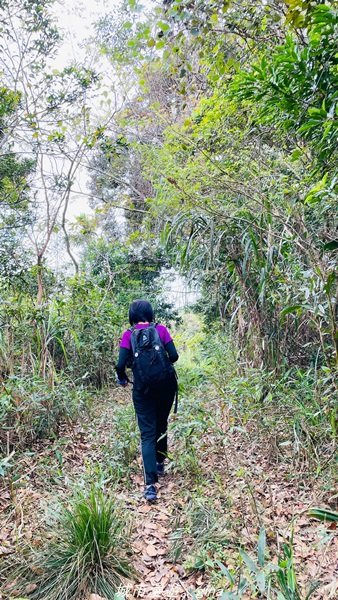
[0,375,89,449]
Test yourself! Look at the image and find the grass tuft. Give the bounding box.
[3,488,134,600]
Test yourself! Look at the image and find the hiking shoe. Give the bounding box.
[157,462,165,477]
[144,484,157,502]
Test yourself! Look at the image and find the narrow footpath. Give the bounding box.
[0,387,337,599]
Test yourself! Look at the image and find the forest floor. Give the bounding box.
[0,381,337,600]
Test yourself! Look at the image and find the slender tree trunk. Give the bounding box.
[36,254,44,306]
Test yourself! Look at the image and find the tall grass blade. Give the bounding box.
[257,527,266,567]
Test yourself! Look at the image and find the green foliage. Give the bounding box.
[0,85,35,275]
[215,529,319,600]
[0,10,336,600]
[0,450,14,477]
[99,0,337,375]
[0,375,89,449]
[173,316,336,477]
[307,507,338,523]
[274,534,319,600]
[174,312,206,394]
[3,488,133,599]
[81,239,177,321]
[0,236,179,455]
[53,274,122,387]
[0,86,21,119]
[165,316,330,599]
[204,327,336,467]
[101,401,139,483]
[232,4,338,169]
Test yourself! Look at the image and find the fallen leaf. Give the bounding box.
[139,505,152,513]
[144,522,158,530]
[0,545,13,556]
[318,579,338,599]
[154,512,169,521]
[146,543,158,557]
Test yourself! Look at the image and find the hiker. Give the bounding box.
[115,299,179,502]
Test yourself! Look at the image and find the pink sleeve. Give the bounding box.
[157,324,173,345]
[120,329,132,349]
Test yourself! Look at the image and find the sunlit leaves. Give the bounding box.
[231,4,338,169]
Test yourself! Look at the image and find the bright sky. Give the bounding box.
[46,0,122,269]
[50,1,122,221]
[53,0,119,66]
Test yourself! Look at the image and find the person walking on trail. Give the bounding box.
[115,299,179,502]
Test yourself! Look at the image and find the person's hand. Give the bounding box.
[116,376,128,387]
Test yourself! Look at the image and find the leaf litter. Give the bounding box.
[0,388,336,599]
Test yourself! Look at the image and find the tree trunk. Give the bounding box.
[36,255,44,305]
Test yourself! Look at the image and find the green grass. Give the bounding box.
[170,494,232,570]
[3,488,134,600]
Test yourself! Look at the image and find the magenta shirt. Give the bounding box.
[120,323,173,350]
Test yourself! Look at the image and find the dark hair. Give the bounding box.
[129,299,154,326]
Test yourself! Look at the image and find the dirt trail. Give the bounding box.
[125,474,191,599]
[0,390,337,600]
[123,435,338,600]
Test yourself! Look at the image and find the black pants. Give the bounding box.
[133,376,177,486]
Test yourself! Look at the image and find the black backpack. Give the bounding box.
[130,324,175,389]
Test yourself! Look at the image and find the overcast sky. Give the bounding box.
[53,0,118,67]
[50,1,121,220]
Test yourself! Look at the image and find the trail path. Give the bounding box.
[0,388,337,600]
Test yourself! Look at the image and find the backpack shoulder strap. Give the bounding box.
[150,323,164,347]
[130,326,138,353]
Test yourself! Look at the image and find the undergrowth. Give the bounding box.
[1,312,336,600]
[82,399,140,490]
[0,374,90,450]
[175,314,337,479]
[169,313,336,599]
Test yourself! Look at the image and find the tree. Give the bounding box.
[95,0,337,371]
[0,0,100,302]
[0,84,35,277]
